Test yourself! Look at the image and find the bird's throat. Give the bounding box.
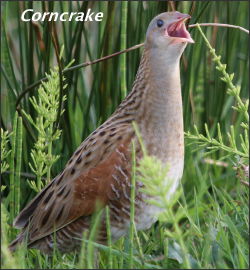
[135,47,184,164]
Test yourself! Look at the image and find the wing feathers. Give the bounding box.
[10,125,134,252]
[24,139,132,245]
[13,180,55,229]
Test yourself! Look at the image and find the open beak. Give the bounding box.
[166,14,194,44]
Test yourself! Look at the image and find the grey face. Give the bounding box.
[146,11,194,50]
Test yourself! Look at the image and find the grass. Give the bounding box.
[1,1,249,269]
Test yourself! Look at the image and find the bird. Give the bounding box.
[9,11,194,254]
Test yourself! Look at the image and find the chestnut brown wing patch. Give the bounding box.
[25,140,133,245]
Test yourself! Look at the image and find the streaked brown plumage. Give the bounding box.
[9,11,194,254]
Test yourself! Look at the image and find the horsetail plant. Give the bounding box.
[135,146,191,268]
[185,24,249,180]
[1,128,12,175]
[133,122,192,268]
[1,128,12,194]
[22,65,67,192]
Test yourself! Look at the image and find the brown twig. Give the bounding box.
[189,23,249,34]
[15,43,144,109]
[203,158,229,167]
[64,43,144,73]
[168,1,176,11]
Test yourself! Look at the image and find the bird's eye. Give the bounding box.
[157,19,164,28]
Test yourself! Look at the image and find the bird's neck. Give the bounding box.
[129,47,184,162]
[112,46,184,163]
[139,46,183,121]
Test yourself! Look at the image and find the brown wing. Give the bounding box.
[12,124,135,247]
[13,122,132,230]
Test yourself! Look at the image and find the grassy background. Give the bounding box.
[1,1,249,269]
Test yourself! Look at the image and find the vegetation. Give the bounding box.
[1,1,249,269]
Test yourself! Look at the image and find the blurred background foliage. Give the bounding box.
[0,1,249,269]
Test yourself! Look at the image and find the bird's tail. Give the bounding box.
[8,232,25,253]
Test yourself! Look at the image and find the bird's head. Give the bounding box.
[146,11,194,57]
